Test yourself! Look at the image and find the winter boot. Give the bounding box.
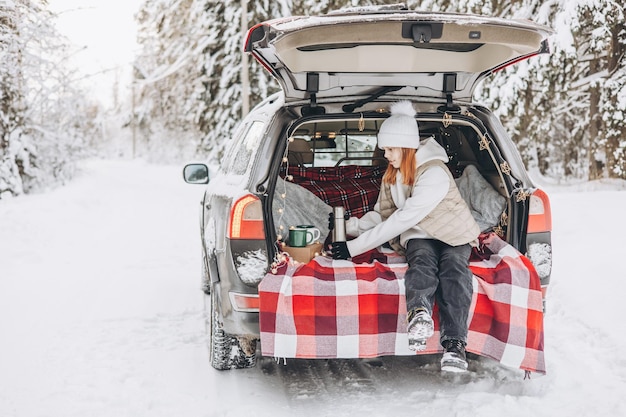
[441,339,468,373]
[407,308,434,351]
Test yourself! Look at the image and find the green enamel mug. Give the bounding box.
[289,226,321,247]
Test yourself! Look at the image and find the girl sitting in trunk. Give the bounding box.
[330,101,480,373]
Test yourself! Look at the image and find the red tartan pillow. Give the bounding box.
[284,165,384,218]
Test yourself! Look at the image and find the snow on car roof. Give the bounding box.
[268,10,553,36]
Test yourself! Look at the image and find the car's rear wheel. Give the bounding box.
[207,288,256,370]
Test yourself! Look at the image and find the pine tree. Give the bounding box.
[417,0,626,180]
[486,0,625,180]
[598,1,626,178]
[133,0,203,161]
[532,0,626,180]
[1,0,95,197]
[0,0,26,196]
[131,0,625,180]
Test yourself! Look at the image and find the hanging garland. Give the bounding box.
[269,136,295,273]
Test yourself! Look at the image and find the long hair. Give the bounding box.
[382,148,417,186]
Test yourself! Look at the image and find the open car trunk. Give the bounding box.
[245,8,554,104]
[270,111,517,258]
[260,111,546,374]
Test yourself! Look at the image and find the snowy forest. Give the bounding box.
[1,0,625,198]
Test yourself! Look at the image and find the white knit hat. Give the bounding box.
[377,101,420,149]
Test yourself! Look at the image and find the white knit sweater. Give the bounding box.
[345,138,451,257]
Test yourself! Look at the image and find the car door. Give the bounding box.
[244,8,554,105]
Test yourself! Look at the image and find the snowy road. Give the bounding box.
[1,159,625,417]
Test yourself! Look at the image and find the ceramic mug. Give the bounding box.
[289,226,321,247]
[296,225,322,242]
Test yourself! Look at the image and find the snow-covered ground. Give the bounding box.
[1,159,625,417]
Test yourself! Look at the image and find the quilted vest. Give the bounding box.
[379,160,480,250]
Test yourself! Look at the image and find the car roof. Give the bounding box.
[245,7,554,106]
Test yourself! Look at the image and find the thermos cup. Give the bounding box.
[332,206,346,242]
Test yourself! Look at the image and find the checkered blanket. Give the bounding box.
[259,232,545,374]
[285,165,383,218]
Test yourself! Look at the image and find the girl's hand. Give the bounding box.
[331,241,351,260]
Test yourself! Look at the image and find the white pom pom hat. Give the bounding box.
[377,101,420,149]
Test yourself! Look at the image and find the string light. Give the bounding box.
[270,135,293,272]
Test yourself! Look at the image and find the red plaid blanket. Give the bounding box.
[285,165,383,218]
[259,233,545,374]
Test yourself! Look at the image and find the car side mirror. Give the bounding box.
[183,163,210,184]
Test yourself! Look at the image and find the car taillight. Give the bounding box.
[229,292,260,312]
[243,24,278,77]
[492,52,541,73]
[229,194,265,240]
[526,188,552,290]
[527,189,552,233]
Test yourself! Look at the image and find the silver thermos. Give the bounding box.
[332,206,347,242]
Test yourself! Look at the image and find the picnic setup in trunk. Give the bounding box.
[262,152,545,375]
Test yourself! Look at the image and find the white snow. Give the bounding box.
[1,158,626,417]
[236,249,269,286]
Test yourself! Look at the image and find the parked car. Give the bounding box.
[184,5,554,370]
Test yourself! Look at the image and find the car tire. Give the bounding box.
[207,288,256,370]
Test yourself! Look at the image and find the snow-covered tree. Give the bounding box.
[132,0,389,164]
[1,0,97,197]
[1,0,27,196]
[597,2,626,178]
[410,0,626,180]
[131,0,203,161]
[132,0,625,180]
[521,0,626,180]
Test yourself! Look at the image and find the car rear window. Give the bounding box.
[291,119,384,167]
[223,120,266,175]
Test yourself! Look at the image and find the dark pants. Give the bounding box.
[404,238,473,344]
